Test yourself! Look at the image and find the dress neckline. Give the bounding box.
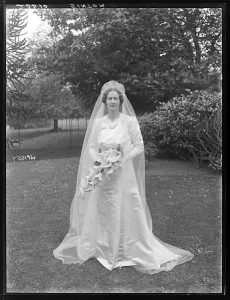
[106,113,121,129]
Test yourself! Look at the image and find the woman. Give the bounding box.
[53,80,194,274]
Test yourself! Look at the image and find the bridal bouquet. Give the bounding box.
[80,145,122,195]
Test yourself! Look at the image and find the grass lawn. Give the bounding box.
[6,129,222,293]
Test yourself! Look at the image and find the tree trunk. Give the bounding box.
[69,118,72,146]
[53,119,58,132]
[18,117,21,151]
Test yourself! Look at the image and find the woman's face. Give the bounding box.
[106,91,120,112]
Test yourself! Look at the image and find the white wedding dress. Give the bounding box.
[53,112,194,274]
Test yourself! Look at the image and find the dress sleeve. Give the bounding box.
[88,119,100,161]
[126,117,144,160]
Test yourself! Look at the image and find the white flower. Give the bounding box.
[106,165,115,175]
[80,147,122,195]
[105,148,121,163]
[95,172,103,181]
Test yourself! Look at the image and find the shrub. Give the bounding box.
[8,118,53,130]
[25,118,52,129]
[10,119,25,129]
[139,89,222,171]
[138,113,159,159]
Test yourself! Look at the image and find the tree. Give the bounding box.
[34,8,222,114]
[25,73,84,131]
[6,8,31,122]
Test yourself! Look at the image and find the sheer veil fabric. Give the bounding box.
[53,80,194,274]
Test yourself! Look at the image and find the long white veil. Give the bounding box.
[54,80,194,272]
[69,80,153,237]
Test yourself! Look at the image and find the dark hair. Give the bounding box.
[101,88,124,105]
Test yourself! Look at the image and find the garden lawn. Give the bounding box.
[6,129,222,293]
[6,128,85,163]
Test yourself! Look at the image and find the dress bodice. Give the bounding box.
[97,114,129,147]
[88,113,144,162]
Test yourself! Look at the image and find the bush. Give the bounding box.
[138,113,159,159]
[25,119,52,129]
[10,119,25,129]
[139,89,222,171]
[8,118,53,130]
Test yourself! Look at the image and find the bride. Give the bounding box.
[53,80,194,274]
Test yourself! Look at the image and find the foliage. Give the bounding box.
[137,114,159,159]
[20,21,89,124]
[9,118,26,129]
[6,8,31,120]
[33,8,222,113]
[8,118,53,129]
[24,74,84,120]
[139,90,222,171]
